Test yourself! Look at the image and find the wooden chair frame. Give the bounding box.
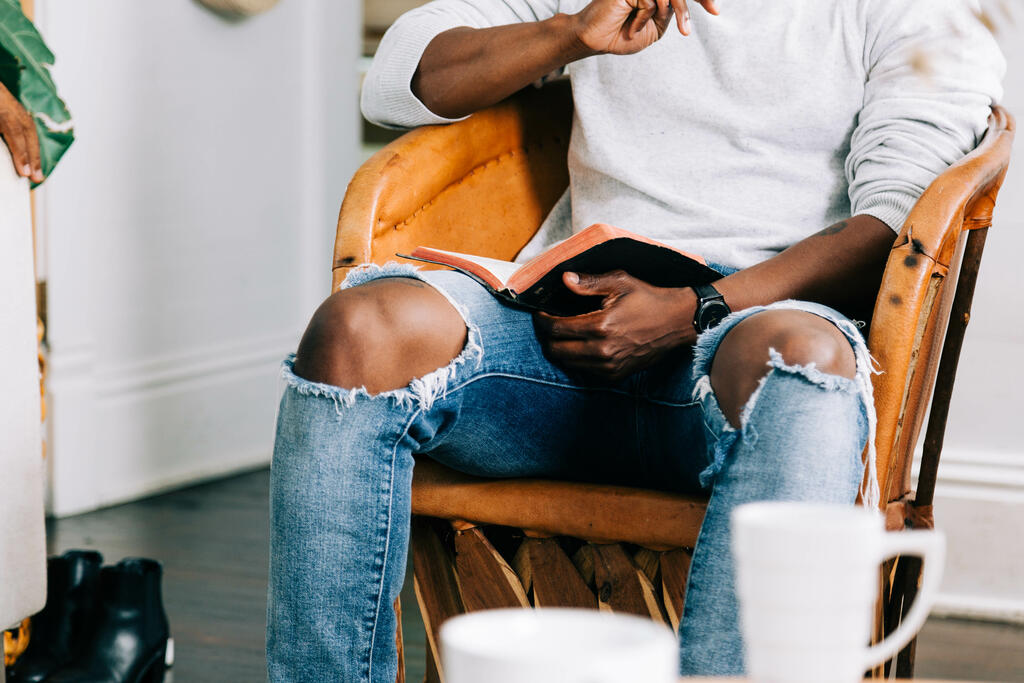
[332,81,1014,682]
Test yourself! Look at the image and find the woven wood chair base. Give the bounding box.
[408,515,693,683]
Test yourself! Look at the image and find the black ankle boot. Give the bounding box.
[47,558,172,683]
[8,550,104,683]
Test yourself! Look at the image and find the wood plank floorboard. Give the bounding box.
[46,469,1024,682]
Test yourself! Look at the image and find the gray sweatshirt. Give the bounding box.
[362,0,1004,269]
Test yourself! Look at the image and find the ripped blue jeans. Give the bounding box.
[266,265,878,682]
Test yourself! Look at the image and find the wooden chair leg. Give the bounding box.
[394,597,405,683]
[411,517,464,683]
[891,555,923,678]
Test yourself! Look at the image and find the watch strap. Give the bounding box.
[692,282,731,333]
[693,282,723,304]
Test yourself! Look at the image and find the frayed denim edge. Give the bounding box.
[690,301,882,510]
[280,262,485,413]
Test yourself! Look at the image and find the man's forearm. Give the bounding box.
[714,215,897,322]
[412,16,593,119]
[531,215,894,377]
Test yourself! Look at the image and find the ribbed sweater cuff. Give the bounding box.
[364,15,469,129]
[854,191,918,233]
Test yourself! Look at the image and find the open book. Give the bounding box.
[400,223,722,316]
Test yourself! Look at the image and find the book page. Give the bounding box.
[412,248,522,290]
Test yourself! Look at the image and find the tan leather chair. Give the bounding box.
[333,80,1014,682]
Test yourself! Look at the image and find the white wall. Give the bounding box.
[36,0,360,516]
[922,22,1024,621]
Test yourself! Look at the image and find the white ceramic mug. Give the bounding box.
[440,608,677,683]
[732,501,945,683]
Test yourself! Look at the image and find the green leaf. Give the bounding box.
[0,0,73,183]
[0,43,20,97]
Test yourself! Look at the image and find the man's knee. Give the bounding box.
[709,309,856,427]
[292,277,468,393]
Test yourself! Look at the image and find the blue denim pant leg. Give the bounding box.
[673,300,878,676]
[267,266,652,683]
[267,261,880,681]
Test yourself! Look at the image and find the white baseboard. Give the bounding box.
[932,594,1024,624]
[914,447,1024,623]
[47,331,298,517]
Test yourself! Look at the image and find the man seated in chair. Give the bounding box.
[267,1,1003,680]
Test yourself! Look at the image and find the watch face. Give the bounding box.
[698,300,731,331]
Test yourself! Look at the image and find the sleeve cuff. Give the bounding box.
[361,13,472,129]
[853,191,918,233]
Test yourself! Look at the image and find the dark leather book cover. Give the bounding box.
[401,223,721,316]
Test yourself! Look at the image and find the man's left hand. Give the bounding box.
[533,270,697,381]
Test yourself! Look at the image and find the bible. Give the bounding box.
[399,223,721,316]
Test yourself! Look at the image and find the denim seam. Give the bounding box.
[366,408,420,683]
[445,372,639,398]
[642,398,702,409]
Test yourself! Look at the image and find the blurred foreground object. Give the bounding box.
[0,125,46,673]
[0,0,73,185]
[197,0,279,17]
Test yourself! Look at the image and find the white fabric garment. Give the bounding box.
[0,144,46,629]
[361,0,1004,269]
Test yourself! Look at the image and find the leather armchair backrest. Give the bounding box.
[869,107,1014,504]
[333,81,572,290]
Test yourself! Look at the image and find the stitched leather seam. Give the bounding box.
[883,274,943,499]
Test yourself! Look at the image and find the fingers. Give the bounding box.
[668,0,718,36]
[561,269,633,297]
[543,338,630,381]
[668,0,691,35]
[0,115,30,177]
[697,0,719,16]
[654,0,673,28]
[628,0,658,38]
[534,309,607,340]
[24,116,42,183]
[0,100,41,180]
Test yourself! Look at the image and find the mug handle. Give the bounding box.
[862,529,946,669]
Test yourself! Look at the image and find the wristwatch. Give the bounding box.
[692,283,731,333]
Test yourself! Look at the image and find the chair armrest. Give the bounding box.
[333,81,573,290]
[869,106,1014,503]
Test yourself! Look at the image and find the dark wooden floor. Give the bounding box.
[47,469,1024,682]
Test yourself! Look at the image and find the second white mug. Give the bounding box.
[732,501,945,683]
[440,608,677,683]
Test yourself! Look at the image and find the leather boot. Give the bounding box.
[47,558,172,683]
[8,550,104,683]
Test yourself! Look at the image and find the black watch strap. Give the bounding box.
[692,283,731,333]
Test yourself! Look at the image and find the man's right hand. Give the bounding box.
[573,0,718,56]
[412,0,719,119]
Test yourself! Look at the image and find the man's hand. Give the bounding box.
[574,0,718,54]
[412,0,719,119]
[0,82,43,183]
[534,270,698,381]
